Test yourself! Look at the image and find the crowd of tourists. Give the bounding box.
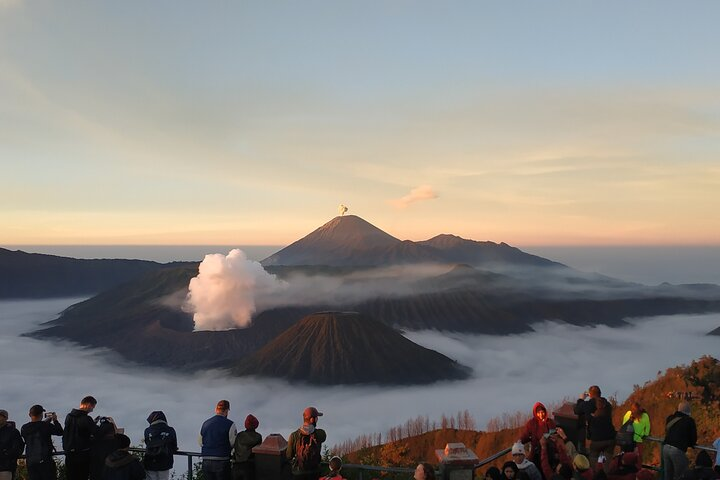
[484,385,719,480]
[2,386,719,480]
[0,397,339,480]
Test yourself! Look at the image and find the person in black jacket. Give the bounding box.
[21,405,63,480]
[663,402,697,480]
[90,418,120,480]
[63,396,100,480]
[0,409,25,480]
[143,411,178,480]
[574,386,616,472]
[103,434,145,480]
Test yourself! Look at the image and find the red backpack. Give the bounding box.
[295,431,321,471]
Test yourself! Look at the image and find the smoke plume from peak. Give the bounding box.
[186,249,286,331]
[338,204,349,216]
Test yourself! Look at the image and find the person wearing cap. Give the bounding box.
[63,395,100,480]
[511,441,542,480]
[103,433,145,480]
[231,414,262,480]
[200,400,237,480]
[21,405,63,480]
[286,407,327,480]
[662,402,697,480]
[0,410,25,480]
[143,411,178,480]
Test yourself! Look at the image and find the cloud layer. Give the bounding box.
[1,298,719,462]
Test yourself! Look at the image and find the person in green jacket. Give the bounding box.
[622,402,651,459]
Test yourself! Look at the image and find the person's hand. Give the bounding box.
[556,427,567,441]
[51,413,58,422]
[540,436,547,448]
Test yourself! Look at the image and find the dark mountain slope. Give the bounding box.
[233,311,470,385]
[0,248,170,298]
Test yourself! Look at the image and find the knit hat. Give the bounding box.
[677,402,691,415]
[146,411,167,424]
[573,455,590,471]
[511,442,525,456]
[244,414,259,430]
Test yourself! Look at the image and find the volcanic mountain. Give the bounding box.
[0,248,171,298]
[232,311,470,384]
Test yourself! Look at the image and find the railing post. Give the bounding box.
[188,454,194,480]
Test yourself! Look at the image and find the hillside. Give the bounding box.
[0,248,171,298]
[233,311,470,385]
[340,356,720,469]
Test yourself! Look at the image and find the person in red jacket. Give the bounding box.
[520,402,557,468]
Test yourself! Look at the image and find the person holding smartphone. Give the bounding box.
[21,405,64,480]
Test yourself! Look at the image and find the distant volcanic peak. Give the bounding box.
[233,311,470,385]
[307,215,400,249]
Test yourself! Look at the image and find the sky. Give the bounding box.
[1,1,720,246]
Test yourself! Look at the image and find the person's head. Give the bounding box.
[303,406,323,426]
[244,414,259,432]
[630,402,644,419]
[573,455,590,472]
[533,403,547,422]
[511,442,526,464]
[557,464,573,480]
[146,411,167,424]
[29,405,45,421]
[329,456,343,473]
[215,400,230,416]
[79,396,97,412]
[695,451,712,468]
[485,466,502,480]
[414,462,436,480]
[588,386,601,398]
[97,417,117,437]
[677,402,691,416]
[502,461,519,480]
[0,409,8,428]
[115,433,131,451]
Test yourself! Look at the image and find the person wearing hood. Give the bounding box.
[21,405,63,480]
[663,402,697,480]
[200,400,237,480]
[103,434,144,480]
[231,414,262,480]
[513,441,543,480]
[63,396,100,480]
[520,402,557,468]
[90,417,121,480]
[0,409,25,480]
[143,411,177,480]
[286,406,327,480]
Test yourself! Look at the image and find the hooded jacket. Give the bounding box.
[664,411,697,452]
[103,450,145,480]
[520,402,557,458]
[63,409,98,453]
[573,397,615,442]
[143,420,177,471]
[21,419,63,465]
[0,422,25,472]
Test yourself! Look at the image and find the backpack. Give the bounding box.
[144,431,172,466]
[616,419,635,449]
[295,431,321,472]
[24,428,52,464]
[62,415,79,452]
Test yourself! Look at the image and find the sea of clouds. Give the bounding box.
[1,298,718,456]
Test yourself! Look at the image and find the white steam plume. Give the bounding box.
[185,249,286,331]
[338,204,348,216]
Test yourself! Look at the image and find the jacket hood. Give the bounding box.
[533,402,547,418]
[68,408,89,418]
[516,459,535,470]
[105,450,136,469]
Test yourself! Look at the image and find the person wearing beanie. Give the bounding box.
[663,402,697,480]
[512,441,542,480]
[0,409,25,480]
[143,411,178,480]
[21,405,63,480]
[520,402,557,468]
[231,414,262,480]
[573,455,594,480]
[103,433,145,480]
